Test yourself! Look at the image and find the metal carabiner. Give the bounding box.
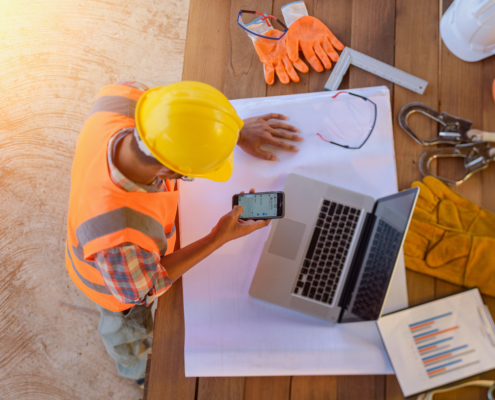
[399,103,473,146]
[419,141,495,185]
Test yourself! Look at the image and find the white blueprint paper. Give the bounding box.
[180,86,408,377]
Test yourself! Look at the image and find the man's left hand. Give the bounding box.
[237,113,302,161]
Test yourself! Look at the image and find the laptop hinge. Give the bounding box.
[337,212,375,322]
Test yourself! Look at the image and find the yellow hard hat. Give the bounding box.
[135,81,244,182]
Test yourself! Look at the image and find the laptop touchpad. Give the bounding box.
[268,219,306,261]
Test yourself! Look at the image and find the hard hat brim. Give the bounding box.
[193,151,234,182]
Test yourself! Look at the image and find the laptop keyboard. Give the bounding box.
[293,200,360,305]
[350,220,401,319]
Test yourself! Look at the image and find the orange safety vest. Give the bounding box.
[65,84,179,312]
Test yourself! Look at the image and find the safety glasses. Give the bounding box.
[316,91,377,150]
[237,10,288,40]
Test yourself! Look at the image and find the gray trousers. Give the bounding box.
[97,302,153,380]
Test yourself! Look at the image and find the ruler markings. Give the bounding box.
[325,47,428,95]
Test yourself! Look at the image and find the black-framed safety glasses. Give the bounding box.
[237,10,288,40]
[316,91,377,150]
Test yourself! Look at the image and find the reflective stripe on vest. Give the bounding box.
[66,84,179,312]
[76,207,169,255]
[67,242,111,295]
[166,223,176,239]
[88,95,137,118]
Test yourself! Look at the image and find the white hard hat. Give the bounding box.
[440,0,495,62]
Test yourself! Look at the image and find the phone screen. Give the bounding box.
[238,193,279,219]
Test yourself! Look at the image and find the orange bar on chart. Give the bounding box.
[414,326,459,342]
[410,321,434,331]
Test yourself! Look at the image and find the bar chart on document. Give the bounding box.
[409,311,478,379]
[377,289,495,397]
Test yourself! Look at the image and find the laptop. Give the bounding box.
[249,173,419,323]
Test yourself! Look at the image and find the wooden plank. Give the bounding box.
[266,3,348,398]
[308,0,353,93]
[197,377,245,400]
[182,0,232,91]
[291,376,337,400]
[438,1,484,204]
[349,0,395,93]
[338,0,396,397]
[148,0,236,398]
[185,0,279,397]
[193,1,280,398]
[475,57,495,216]
[406,270,436,306]
[430,378,485,400]
[220,0,292,391]
[390,0,440,395]
[392,0,439,356]
[480,49,495,213]
[148,182,197,399]
[265,61,311,97]
[147,279,197,400]
[385,375,406,400]
[337,375,385,399]
[437,7,494,398]
[437,52,484,199]
[393,0,440,188]
[223,0,272,100]
[244,376,291,400]
[268,0,310,97]
[434,279,464,298]
[434,11,495,399]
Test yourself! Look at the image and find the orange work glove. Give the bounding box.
[253,29,309,85]
[411,176,495,237]
[404,219,495,297]
[282,1,344,72]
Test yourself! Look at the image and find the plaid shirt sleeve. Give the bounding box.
[94,244,172,307]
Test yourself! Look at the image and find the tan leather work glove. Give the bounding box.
[411,176,495,236]
[404,218,495,297]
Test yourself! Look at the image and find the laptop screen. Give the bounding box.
[340,187,419,322]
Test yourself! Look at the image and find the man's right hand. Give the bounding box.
[162,190,271,282]
[211,205,271,246]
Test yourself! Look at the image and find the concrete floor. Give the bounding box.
[0,0,189,398]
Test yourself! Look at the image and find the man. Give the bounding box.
[65,80,302,387]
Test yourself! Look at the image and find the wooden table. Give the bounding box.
[145,0,495,399]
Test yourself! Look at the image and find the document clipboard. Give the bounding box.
[376,288,495,398]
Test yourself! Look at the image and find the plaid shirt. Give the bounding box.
[93,81,173,307]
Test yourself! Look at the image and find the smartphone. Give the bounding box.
[232,191,285,220]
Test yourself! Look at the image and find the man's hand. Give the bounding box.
[162,189,270,282]
[237,113,302,161]
[211,189,271,246]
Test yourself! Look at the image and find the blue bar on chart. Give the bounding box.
[407,311,479,378]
